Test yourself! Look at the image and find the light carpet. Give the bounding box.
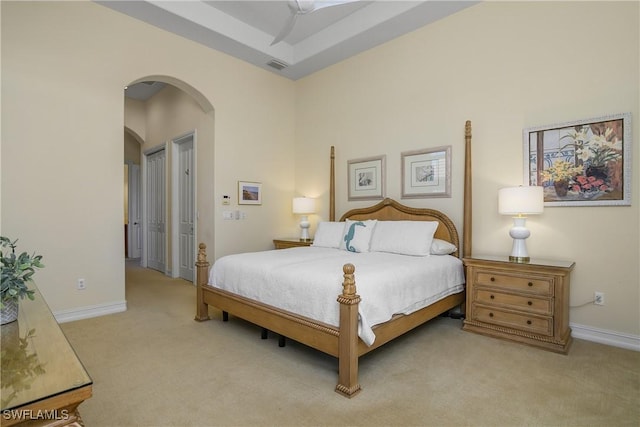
[60,261,640,426]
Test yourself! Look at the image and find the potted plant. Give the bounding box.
[1,237,44,325]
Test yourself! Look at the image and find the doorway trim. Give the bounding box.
[126,161,142,259]
[171,130,197,282]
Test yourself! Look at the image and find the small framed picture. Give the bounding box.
[238,181,262,205]
[347,155,386,201]
[523,112,631,206]
[401,146,451,198]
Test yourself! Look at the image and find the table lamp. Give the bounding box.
[498,186,543,263]
[292,197,316,241]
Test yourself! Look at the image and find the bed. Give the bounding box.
[195,121,473,397]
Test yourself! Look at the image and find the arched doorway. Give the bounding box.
[124,76,215,281]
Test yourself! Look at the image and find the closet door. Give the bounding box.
[146,148,166,273]
[176,135,194,281]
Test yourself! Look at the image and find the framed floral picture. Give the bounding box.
[523,113,631,206]
[347,155,386,201]
[401,146,452,198]
[238,181,262,205]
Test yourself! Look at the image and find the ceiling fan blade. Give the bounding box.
[271,11,299,46]
[310,0,361,11]
[271,0,361,46]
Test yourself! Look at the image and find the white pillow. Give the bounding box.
[339,219,377,253]
[312,222,345,248]
[369,221,439,256]
[430,238,457,255]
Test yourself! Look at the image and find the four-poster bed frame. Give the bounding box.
[195,121,473,397]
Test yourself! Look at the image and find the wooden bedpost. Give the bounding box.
[463,120,472,258]
[194,243,211,322]
[330,146,336,222]
[335,263,361,398]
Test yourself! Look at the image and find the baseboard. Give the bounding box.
[51,304,638,351]
[54,300,127,323]
[570,322,640,352]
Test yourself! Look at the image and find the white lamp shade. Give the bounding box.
[498,186,543,216]
[292,197,316,214]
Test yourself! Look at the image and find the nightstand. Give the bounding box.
[273,238,313,249]
[462,255,574,354]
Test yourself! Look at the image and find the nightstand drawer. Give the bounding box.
[473,305,553,336]
[476,289,552,315]
[475,271,553,296]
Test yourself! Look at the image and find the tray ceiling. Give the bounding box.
[99,1,478,81]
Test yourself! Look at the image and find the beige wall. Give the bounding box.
[1,1,295,312]
[296,1,639,336]
[124,97,146,144]
[124,132,140,165]
[0,2,3,231]
[1,1,638,340]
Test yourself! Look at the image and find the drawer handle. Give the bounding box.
[490,277,496,282]
[490,295,495,299]
[489,312,494,317]
[528,282,533,287]
[527,320,532,325]
[527,301,532,306]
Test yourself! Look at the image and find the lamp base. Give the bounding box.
[299,215,310,241]
[508,217,532,264]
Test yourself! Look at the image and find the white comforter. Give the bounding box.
[209,247,465,346]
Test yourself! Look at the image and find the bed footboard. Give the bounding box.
[194,244,362,397]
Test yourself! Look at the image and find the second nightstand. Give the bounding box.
[273,238,313,249]
[462,255,575,354]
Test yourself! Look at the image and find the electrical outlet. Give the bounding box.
[594,291,604,305]
[77,278,86,290]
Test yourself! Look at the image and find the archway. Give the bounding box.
[124,75,215,281]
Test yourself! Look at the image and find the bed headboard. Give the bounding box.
[329,120,471,259]
[339,198,460,258]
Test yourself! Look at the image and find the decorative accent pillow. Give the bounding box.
[312,222,346,249]
[339,220,377,253]
[430,238,457,255]
[369,221,439,256]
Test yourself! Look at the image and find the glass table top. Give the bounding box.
[1,284,92,411]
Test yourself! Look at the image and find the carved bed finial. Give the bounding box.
[197,243,207,264]
[341,263,356,297]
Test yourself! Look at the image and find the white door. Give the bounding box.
[146,148,166,273]
[175,135,195,281]
[127,163,142,259]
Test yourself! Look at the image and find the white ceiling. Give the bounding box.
[100,0,478,82]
